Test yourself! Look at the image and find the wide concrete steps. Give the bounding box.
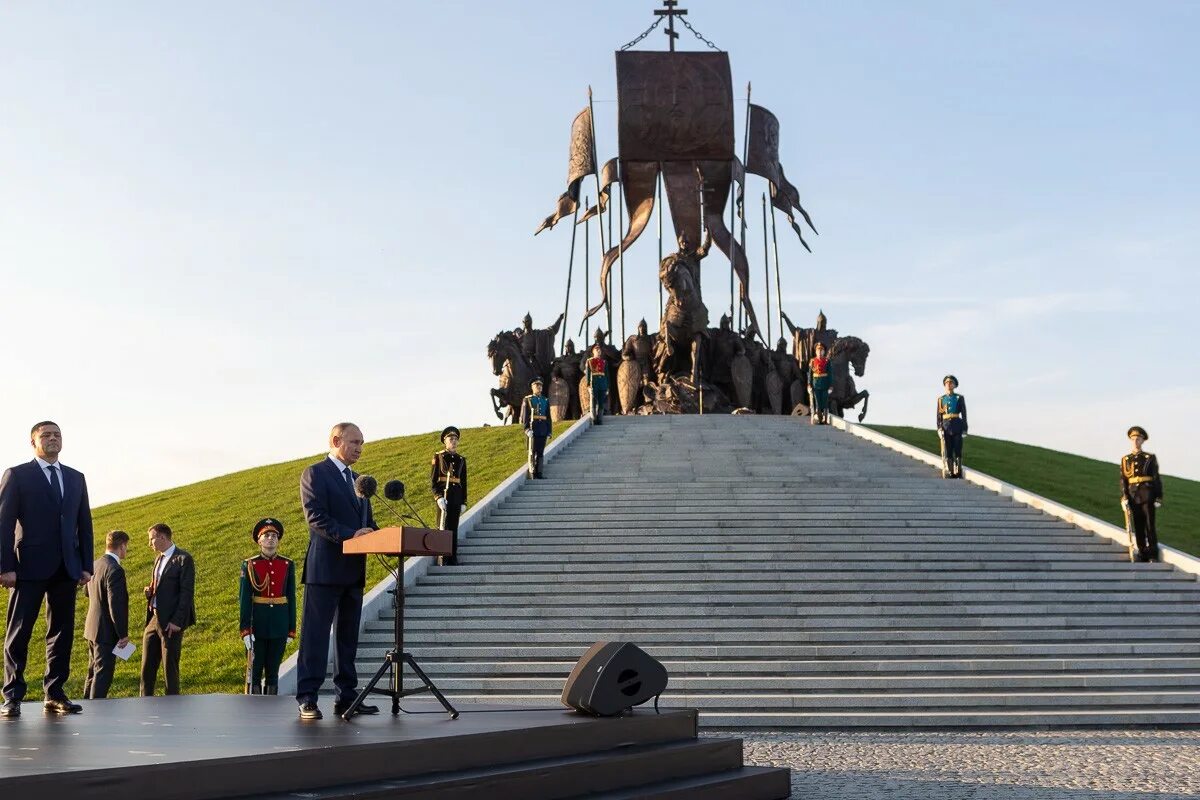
[362,415,1200,727]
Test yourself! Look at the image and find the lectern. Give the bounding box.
[340,527,459,720]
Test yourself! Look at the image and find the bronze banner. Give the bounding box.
[582,160,660,323]
[745,103,817,242]
[535,107,597,235]
[578,157,620,224]
[616,51,734,162]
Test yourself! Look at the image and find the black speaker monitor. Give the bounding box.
[561,641,668,716]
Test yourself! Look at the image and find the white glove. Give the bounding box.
[461,504,467,512]
[243,634,253,651]
[437,497,446,511]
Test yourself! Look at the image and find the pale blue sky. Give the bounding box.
[2,1,1196,505]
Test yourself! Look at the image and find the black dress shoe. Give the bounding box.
[43,698,82,714]
[335,701,379,716]
[1,700,20,718]
[298,702,323,720]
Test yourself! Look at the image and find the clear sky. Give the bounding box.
[2,1,1197,505]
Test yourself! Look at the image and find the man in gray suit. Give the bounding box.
[139,523,196,696]
[84,530,131,699]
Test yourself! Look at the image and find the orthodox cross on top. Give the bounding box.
[654,0,688,52]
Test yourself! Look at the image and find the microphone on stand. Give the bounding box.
[354,474,378,500]
[370,479,430,529]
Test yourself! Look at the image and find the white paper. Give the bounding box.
[113,642,136,661]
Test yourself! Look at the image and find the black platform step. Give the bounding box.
[242,738,754,799]
[587,766,792,799]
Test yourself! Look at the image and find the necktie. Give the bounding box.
[151,555,163,596]
[344,469,360,508]
[46,465,63,505]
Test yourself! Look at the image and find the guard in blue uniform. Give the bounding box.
[1121,426,1163,562]
[431,427,467,567]
[937,375,968,479]
[521,379,552,478]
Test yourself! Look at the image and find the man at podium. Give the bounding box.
[295,422,377,720]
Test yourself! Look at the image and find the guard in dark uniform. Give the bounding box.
[521,379,552,478]
[585,344,609,424]
[937,375,968,479]
[1121,426,1164,562]
[431,426,468,566]
[238,518,296,695]
[808,342,831,425]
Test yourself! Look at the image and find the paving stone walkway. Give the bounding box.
[715,730,1200,798]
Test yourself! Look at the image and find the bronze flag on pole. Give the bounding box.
[581,160,660,324]
[535,107,597,235]
[745,104,818,249]
[577,157,619,224]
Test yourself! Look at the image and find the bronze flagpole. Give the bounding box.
[761,192,772,345]
[560,204,580,355]
[657,171,664,320]
[618,161,626,342]
[770,201,784,345]
[586,87,610,336]
[738,82,751,331]
[583,195,591,345]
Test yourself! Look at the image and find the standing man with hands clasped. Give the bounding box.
[431,427,468,567]
[0,421,93,717]
[295,422,378,720]
[521,379,552,479]
[84,530,131,699]
[140,522,196,696]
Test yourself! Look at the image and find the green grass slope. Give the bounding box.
[871,425,1200,557]
[1,421,573,699]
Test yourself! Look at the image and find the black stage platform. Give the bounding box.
[0,695,789,799]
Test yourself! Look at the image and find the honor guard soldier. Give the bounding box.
[808,342,831,425]
[432,427,468,566]
[937,375,968,479]
[1121,426,1164,562]
[585,344,609,424]
[521,379,552,478]
[239,518,296,695]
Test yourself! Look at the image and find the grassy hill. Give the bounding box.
[0,421,573,699]
[871,425,1200,556]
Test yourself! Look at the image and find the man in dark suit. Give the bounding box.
[295,422,377,720]
[139,523,196,696]
[0,421,93,717]
[84,530,131,699]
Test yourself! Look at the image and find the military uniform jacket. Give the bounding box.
[585,357,608,389]
[1121,451,1163,506]
[937,393,968,435]
[239,554,296,639]
[432,450,468,503]
[809,356,829,384]
[521,394,552,438]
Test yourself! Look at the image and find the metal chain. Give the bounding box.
[680,16,722,51]
[619,16,665,51]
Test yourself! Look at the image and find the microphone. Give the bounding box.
[373,477,429,529]
[384,480,405,501]
[354,474,378,499]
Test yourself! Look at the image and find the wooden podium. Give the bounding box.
[342,526,453,558]
[340,526,459,720]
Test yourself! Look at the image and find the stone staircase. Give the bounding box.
[362,415,1200,727]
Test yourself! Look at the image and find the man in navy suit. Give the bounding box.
[295,422,377,720]
[0,421,94,717]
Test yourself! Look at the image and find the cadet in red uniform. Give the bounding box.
[1121,426,1164,563]
[808,342,831,425]
[239,518,296,695]
[585,344,609,424]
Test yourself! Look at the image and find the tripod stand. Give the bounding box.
[341,574,459,721]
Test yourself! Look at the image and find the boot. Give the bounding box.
[264,685,278,696]
[249,684,262,695]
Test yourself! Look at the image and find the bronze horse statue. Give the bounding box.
[488,330,538,423]
[827,336,870,422]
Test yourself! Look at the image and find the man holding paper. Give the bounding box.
[84,530,131,699]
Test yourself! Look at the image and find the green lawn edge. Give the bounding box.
[1,421,574,698]
[869,425,1200,557]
